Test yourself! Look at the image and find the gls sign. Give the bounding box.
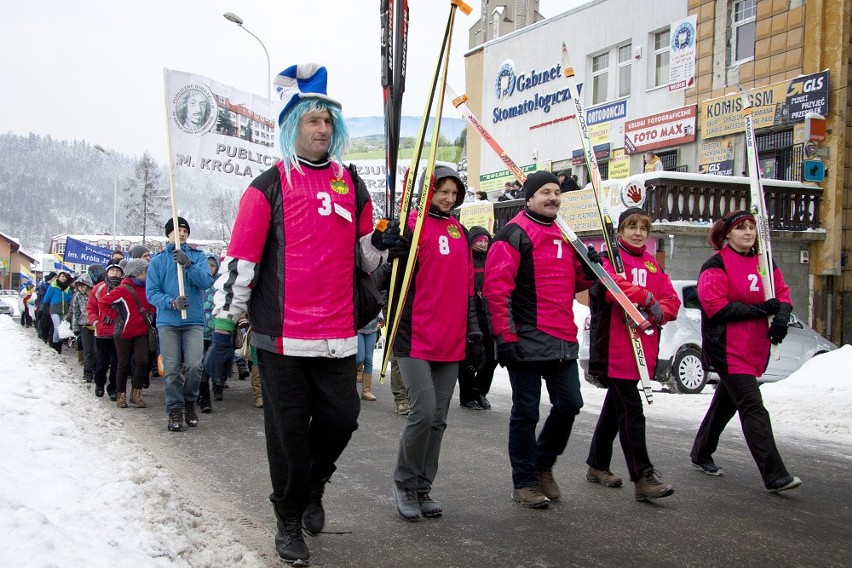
[785,70,829,121]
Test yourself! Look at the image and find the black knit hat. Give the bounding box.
[164,216,191,237]
[523,171,560,201]
[618,207,649,227]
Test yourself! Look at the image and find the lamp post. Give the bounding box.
[94,145,118,250]
[223,11,272,99]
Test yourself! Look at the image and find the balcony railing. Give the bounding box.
[486,173,823,233]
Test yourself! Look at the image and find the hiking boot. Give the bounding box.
[692,461,724,476]
[129,388,146,408]
[767,476,802,493]
[302,478,329,536]
[198,392,212,414]
[417,492,443,518]
[116,392,128,408]
[512,486,550,509]
[478,395,492,409]
[537,470,561,500]
[108,391,118,402]
[274,502,310,566]
[95,386,105,398]
[396,401,410,415]
[184,402,199,427]
[460,400,482,410]
[393,486,421,521]
[168,410,184,432]
[586,467,623,488]
[634,469,674,501]
[212,384,224,401]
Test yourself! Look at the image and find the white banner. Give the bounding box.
[668,15,697,92]
[164,69,279,184]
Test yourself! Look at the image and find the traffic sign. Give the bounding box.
[802,160,825,182]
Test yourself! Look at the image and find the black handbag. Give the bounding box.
[122,284,159,353]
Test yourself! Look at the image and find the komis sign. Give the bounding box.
[492,59,571,124]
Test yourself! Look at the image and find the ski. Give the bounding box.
[740,90,778,358]
[380,0,395,219]
[561,43,653,403]
[445,84,653,335]
[379,0,471,381]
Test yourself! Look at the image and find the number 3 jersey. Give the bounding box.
[213,159,375,356]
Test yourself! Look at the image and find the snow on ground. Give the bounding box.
[0,303,849,567]
[0,316,264,568]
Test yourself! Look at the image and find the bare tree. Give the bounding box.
[125,152,168,242]
[209,189,240,241]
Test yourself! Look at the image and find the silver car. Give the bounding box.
[579,280,837,394]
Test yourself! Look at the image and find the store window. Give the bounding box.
[592,52,609,105]
[617,43,632,98]
[653,29,670,88]
[732,0,756,63]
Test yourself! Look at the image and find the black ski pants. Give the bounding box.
[586,377,651,482]
[691,373,789,487]
[256,350,360,512]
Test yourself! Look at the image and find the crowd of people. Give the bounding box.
[18,62,802,566]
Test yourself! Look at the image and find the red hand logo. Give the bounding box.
[626,185,642,204]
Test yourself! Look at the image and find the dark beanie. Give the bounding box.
[164,216,191,237]
[618,207,649,226]
[523,171,560,201]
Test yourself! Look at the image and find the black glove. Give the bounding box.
[203,331,235,382]
[371,218,402,251]
[755,298,781,316]
[171,296,189,310]
[387,236,411,263]
[642,291,665,326]
[586,245,603,264]
[768,315,789,345]
[496,342,523,368]
[464,339,485,372]
[173,249,192,268]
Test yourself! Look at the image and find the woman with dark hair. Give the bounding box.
[690,210,801,493]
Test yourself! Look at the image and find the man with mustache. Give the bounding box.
[483,171,598,509]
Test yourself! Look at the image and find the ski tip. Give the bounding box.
[452,0,473,15]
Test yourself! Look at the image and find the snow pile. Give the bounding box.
[761,344,852,439]
[0,316,264,568]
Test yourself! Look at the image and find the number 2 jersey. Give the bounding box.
[698,246,791,377]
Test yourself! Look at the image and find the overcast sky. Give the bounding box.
[1,0,584,162]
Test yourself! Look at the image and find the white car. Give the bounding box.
[0,289,22,318]
[579,280,837,394]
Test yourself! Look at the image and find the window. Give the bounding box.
[732,0,756,62]
[617,44,632,98]
[592,52,609,105]
[654,29,670,87]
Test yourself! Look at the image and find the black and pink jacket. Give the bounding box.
[483,208,595,361]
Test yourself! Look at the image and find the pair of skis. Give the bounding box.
[445,80,655,403]
[380,0,409,219]
[560,44,654,404]
[740,90,778,359]
[378,0,472,382]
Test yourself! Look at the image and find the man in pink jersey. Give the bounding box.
[204,63,386,565]
[483,171,598,509]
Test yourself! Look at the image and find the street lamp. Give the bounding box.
[94,145,118,250]
[223,11,271,99]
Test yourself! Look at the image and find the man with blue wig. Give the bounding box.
[204,63,388,565]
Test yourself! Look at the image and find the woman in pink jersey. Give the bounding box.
[383,165,483,522]
[690,210,801,493]
[585,208,680,501]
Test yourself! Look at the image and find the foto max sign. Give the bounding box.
[624,105,697,154]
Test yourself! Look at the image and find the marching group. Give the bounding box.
[21,62,802,566]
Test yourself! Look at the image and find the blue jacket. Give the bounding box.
[146,243,214,328]
[42,281,73,316]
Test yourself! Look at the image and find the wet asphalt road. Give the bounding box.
[89,361,851,568]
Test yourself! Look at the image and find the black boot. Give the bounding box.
[274,501,310,566]
[198,381,212,413]
[212,384,224,401]
[302,477,330,536]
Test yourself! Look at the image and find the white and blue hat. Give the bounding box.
[274,63,341,126]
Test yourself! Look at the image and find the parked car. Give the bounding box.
[0,299,13,316]
[0,289,21,318]
[579,280,837,394]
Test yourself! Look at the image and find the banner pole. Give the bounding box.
[162,69,188,319]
